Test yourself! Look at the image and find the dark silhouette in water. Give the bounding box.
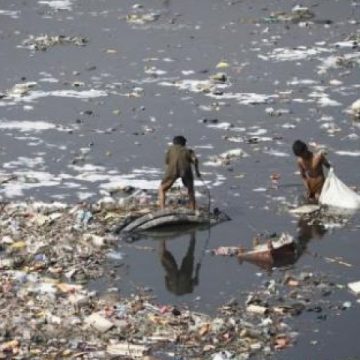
[159,232,200,295]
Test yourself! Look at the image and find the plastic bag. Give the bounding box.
[319,168,360,209]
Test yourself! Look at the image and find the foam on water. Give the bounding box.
[264,149,290,157]
[261,46,333,62]
[0,9,20,18]
[210,92,276,105]
[38,0,74,10]
[335,151,360,157]
[1,89,107,107]
[0,120,56,132]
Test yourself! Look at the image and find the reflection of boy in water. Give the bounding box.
[292,140,331,202]
[158,136,201,210]
[159,233,200,295]
[297,218,327,244]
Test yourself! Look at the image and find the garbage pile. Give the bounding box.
[0,197,350,359]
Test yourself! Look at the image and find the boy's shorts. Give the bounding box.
[307,176,324,198]
[161,173,194,190]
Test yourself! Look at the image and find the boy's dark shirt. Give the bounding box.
[163,144,195,182]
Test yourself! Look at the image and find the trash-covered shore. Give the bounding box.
[1,0,360,358]
[0,195,357,359]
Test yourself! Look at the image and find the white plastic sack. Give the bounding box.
[319,168,360,209]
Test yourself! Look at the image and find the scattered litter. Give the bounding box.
[274,334,292,350]
[211,233,298,270]
[126,12,160,25]
[212,351,233,360]
[348,281,360,295]
[38,0,74,11]
[0,196,346,359]
[246,304,269,315]
[106,343,149,357]
[323,256,352,268]
[6,82,37,98]
[204,148,248,167]
[350,99,360,118]
[238,233,297,270]
[21,34,88,51]
[289,205,320,215]
[342,301,352,310]
[85,312,114,333]
[75,209,93,229]
[211,246,239,256]
[263,5,315,24]
[216,61,230,69]
[261,46,331,62]
[106,250,125,260]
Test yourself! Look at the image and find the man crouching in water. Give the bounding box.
[292,139,331,202]
[159,136,201,210]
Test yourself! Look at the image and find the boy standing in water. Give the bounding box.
[292,140,331,202]
[159,136,201,210]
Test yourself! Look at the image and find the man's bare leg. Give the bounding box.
[187,186,196,211]
[158,179,175,209]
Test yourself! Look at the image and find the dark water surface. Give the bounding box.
[1,0,360,358]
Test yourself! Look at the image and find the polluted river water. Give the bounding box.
[0,0,360,358]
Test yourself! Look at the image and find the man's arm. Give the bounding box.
[165,149,170,165]
[321,154,331,169]
[298,159,307,180]
[298,160,310,192]
[190,150,201,178]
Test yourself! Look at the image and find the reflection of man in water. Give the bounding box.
[159,232,200,295]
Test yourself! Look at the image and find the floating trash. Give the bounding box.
[21,34,88,51]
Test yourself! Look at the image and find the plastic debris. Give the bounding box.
[85,313,114,333]
[351,99,360,118]
[263,5,315,24]
[106,343,149,357]
[289,205,320,215]
[212,350,233,360]
[21,34,88,51]
[238,233,295,261]
[274,335,291,350]
[211,246,239,256]
[6,82,37,98]
[348,281,360,295]
[246,304,269,315]
[205,148,249,167]
[75,209,93,228]
[126,12,160,25]
[216,61,230,69]
[0,198,346,359]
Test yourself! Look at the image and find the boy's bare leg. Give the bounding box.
[158,179,175,209]
[158,240,166,256]
[187,186,196,211]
